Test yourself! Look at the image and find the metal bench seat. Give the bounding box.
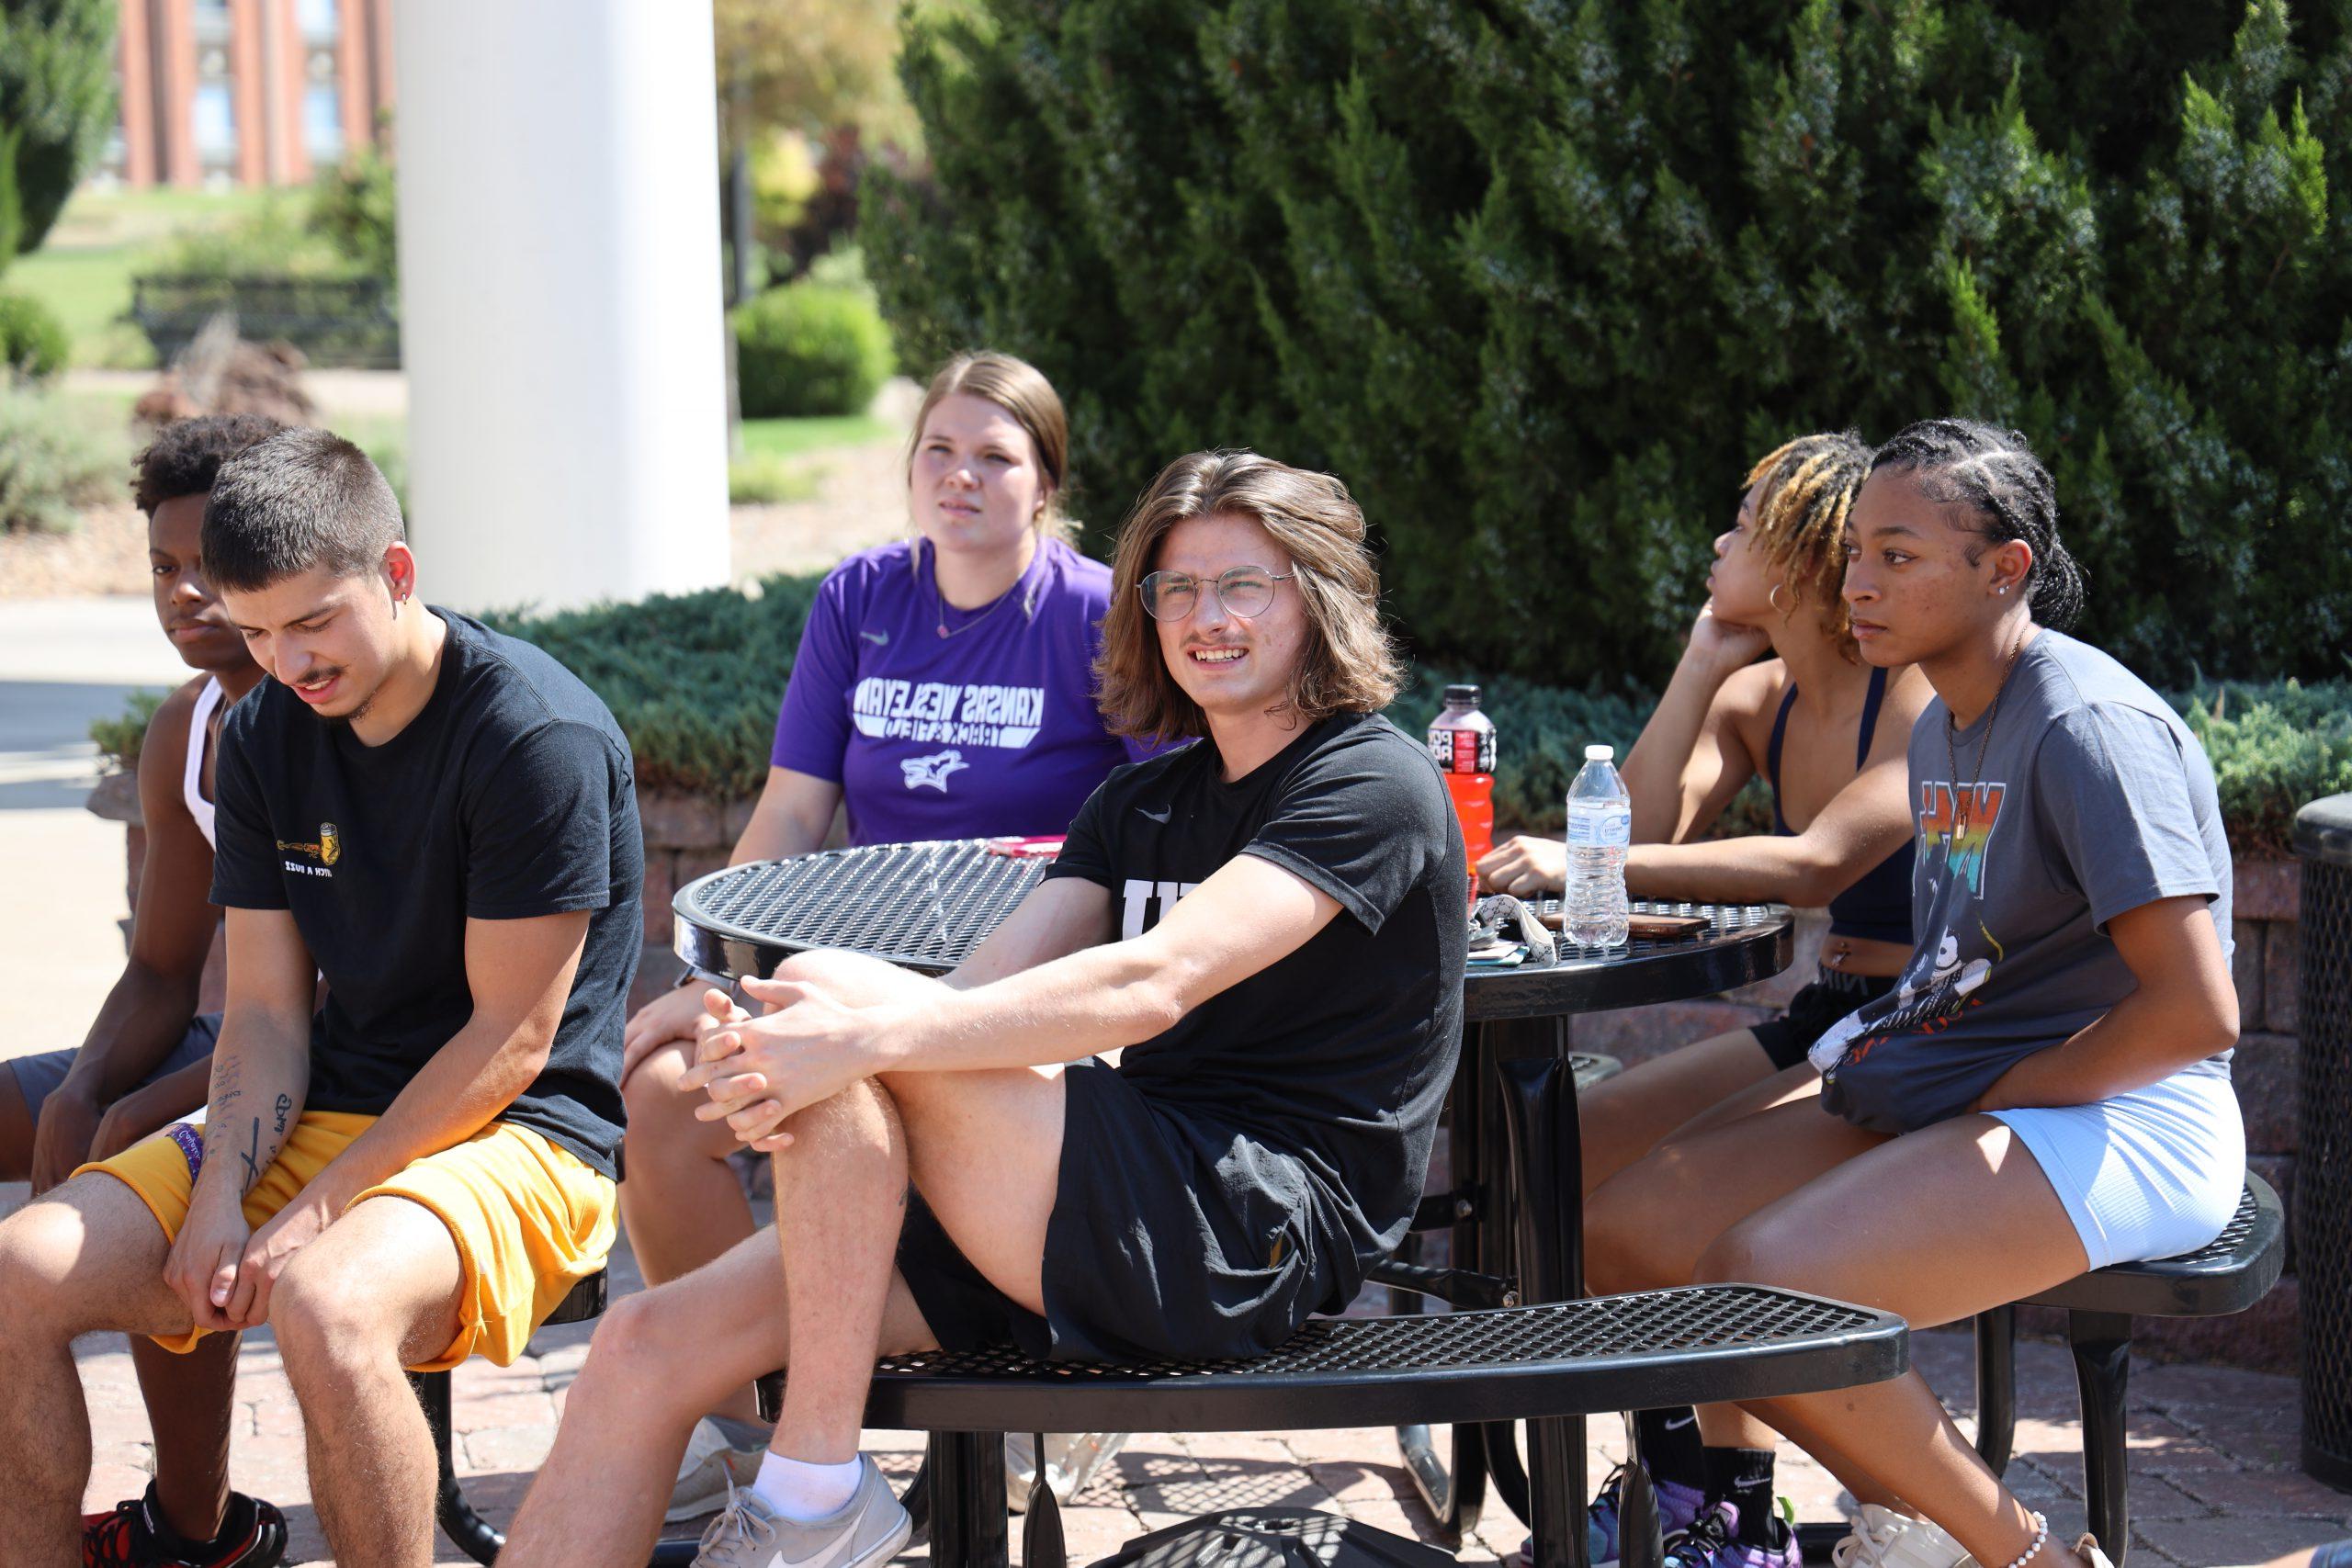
[773,1283,1906,1568]
[864,1284,1905,1433]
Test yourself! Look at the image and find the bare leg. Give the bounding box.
[769,1077,916,1463]
[268,1193,465,1568]
[500,1227,937,1568]
[619,1042,764,1423]
[621,1043,758,1286]
[1589,1100,1892,1500]
[1656,1061,1824,1148]
[0,1172,198,1563]
[137,1331,244,1541]
[1691,1114,2094,1567]
[1577,1030,1779,1191]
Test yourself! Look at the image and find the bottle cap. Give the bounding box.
[1585,744,1614,760]
[1443,683,1480,705]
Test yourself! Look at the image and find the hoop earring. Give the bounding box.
[1768,583,1790,615]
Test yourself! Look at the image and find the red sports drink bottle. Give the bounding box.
[1426,683,1496,904]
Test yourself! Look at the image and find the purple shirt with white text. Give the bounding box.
[770,536,1163,845]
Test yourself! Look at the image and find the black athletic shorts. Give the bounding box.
[895,1059,1340,1364]
[1748,964,1899,1072]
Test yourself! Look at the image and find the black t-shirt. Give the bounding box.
[1045,710,1466,1303]
[210,609,643,1178]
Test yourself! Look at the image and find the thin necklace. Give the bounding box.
[1945,626,2028,839]
[930,545,1032,639]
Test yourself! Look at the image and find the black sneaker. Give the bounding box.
[83,1486,288,1568]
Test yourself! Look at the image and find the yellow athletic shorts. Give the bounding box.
[80,1110,617,1372]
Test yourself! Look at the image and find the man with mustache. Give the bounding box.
[0,413,289,1568]
[0,427,642,1568]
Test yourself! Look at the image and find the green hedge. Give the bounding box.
[732,281,894,419]
[0,291,68,379]
[91,574,2352,860]
[865,0,2352,690]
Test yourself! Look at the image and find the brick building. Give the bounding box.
[103,0,396,188]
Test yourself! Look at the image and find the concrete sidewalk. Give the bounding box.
[0,595,191,1049]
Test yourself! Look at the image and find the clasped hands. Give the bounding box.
[677,974,892,1153]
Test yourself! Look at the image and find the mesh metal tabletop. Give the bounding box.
[859,1282,1906,1432]
[675,840,1046,976]
[674,841,1792,1019]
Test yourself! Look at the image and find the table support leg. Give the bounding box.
[926,1431,1010,1568]
[1499,1050,1589,1568]
[1399,1420,1489,1548]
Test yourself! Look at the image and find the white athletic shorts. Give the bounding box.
[1989,1066,2244,1272]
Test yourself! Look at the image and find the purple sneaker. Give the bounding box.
[1511,1464,1711,1568]
[1663,1502,1802,1568]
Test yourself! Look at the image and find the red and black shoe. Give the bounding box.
[84,1485,288,1568]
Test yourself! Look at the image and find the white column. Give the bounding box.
[391,0,729,614]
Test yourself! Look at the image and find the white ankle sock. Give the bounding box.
[752,1452,864,1522]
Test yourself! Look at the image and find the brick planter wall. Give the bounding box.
[96,778,2312,1370]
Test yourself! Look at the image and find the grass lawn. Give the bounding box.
[7,186,295,369]
[740,412,897,460]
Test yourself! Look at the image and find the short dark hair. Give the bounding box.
[132,414,286,517]
[202,427,406,593]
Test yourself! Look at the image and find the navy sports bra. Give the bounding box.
[1765,666,1916,946]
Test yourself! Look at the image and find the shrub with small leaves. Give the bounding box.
[0,378,122,532]
[0,291,67,379]
[870,0,2352,689]
[733,281,894,419]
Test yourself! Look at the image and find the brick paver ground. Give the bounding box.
[8,1188,2337,1568]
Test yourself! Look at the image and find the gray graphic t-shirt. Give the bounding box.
[1810,630,2233,1134]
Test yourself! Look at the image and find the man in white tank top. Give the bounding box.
[0,415,292,1568]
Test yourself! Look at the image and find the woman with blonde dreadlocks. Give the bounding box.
[1482,431,1928,1568]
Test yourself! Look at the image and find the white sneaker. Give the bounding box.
[1003,1432,1132,1510]
[691,1458,912,1568]
[667,1417,770,1524]
[1830,1505,1976,1568]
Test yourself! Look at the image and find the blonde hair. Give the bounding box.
[1744,431,1873,661]
[906,351,1075,543]
[1096,450,1404,742]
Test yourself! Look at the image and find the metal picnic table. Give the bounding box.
[672,840,1818,1568]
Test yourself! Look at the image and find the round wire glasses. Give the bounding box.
[1138,565,1295,620]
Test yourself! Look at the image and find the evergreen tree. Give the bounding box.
[870,0,2352,685]
[0,0,118,266]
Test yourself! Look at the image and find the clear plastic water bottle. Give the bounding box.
[1565,743,1631,947]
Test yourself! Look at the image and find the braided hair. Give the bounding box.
[1744,431,1873,660]
[1868,420,2086,630]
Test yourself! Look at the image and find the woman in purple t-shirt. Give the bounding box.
[618,352,1148,1514]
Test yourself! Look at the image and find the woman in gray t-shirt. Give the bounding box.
[1587,421,2242,1568]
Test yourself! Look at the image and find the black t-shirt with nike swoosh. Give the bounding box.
[209,610,643,1178]
[1043,709,1467,1306]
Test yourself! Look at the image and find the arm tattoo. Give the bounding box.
[273,1093,291,1134]
[239,1118,263,1191]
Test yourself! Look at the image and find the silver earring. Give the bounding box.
[1998,584,2010,596]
